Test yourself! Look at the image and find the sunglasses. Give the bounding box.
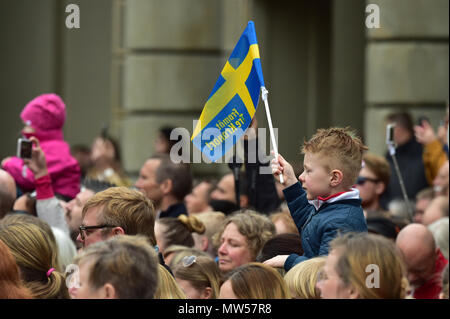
[356,176,379,185]
[181,255,197,267]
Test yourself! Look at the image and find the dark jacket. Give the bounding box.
[283,182,367,271]
[158,202,187,219]
[244,137,281,214]
[381,138,429,209]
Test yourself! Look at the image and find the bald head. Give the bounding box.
[397,223,436,254]
[0,169,17,218]
[396,223,438,287]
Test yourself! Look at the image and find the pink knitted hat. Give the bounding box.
[20,93,66,132]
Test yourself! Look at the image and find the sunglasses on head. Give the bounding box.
[356,176,379,185]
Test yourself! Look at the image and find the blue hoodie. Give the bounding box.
[283,182,367,271]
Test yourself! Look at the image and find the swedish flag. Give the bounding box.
[192,21,265,162]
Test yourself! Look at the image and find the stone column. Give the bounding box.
[365,0,449,155]
[114,0,229,178]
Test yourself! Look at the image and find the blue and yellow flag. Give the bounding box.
[192,21,265,162]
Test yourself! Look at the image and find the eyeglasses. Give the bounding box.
[181,255,197,267]
[79,224,117,241]
[356,176,379,186]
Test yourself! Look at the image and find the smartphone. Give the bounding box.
[386,123,395,145]
[17,138,33,159]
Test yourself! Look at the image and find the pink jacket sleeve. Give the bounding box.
[2,156,36,191]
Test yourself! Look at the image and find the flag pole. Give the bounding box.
[261,87,284,184]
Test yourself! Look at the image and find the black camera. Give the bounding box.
[17,138,33,159]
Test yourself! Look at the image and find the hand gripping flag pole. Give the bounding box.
[261,87,284,184]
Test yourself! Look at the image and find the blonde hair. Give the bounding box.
[157,215,205,250]
[164,245,210,269]
[302,127,368,188]
[225,262,291,299]
[154,264,186,299]
[213,210,276,260]
[270,210,299,235]
[330,232,407,299]
[174,256,223,299]
[193,212,226,242]
[73,235,159,299]
[284,257,326,299]
[0,223,68,299]
[178,214,206,234]
[82,186,156,245]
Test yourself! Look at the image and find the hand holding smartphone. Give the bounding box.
[17,138,33,159]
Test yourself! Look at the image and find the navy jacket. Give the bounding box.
[283,182,367,271]
[158,202,187,219]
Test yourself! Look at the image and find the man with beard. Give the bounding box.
[396,223,448,299]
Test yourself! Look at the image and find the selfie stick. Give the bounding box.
[387,139,414,221]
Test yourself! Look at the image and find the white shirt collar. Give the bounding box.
[308,188,360,211]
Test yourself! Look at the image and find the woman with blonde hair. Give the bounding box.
[0,223,69,298]
[0,239,33,299]
[155,214,205,256]
[284,256,326,299]
[219,262,290,299]
[154,264,186,299]
[174,255,223,299]
[213,210,276,273]
[316,232,407,299]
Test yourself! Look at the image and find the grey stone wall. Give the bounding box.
[365,0,449,155]
[115,0,230,178]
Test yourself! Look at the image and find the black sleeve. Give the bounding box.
[244,137,281,214]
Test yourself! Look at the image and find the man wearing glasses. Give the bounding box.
[354,152,391,219]
[77,186,156,248]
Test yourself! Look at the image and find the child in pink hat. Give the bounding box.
[2,93,80,200]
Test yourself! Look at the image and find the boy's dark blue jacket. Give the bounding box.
[283,182,367,271]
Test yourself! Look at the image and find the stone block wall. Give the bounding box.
[365,0,449,155]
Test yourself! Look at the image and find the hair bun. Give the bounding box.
[178,215,205,234]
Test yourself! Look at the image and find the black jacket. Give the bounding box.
[158,202,187,219]
[381,138,429,208]
[243,137,281,214]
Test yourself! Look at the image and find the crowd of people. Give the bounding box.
[0,93,448,299]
